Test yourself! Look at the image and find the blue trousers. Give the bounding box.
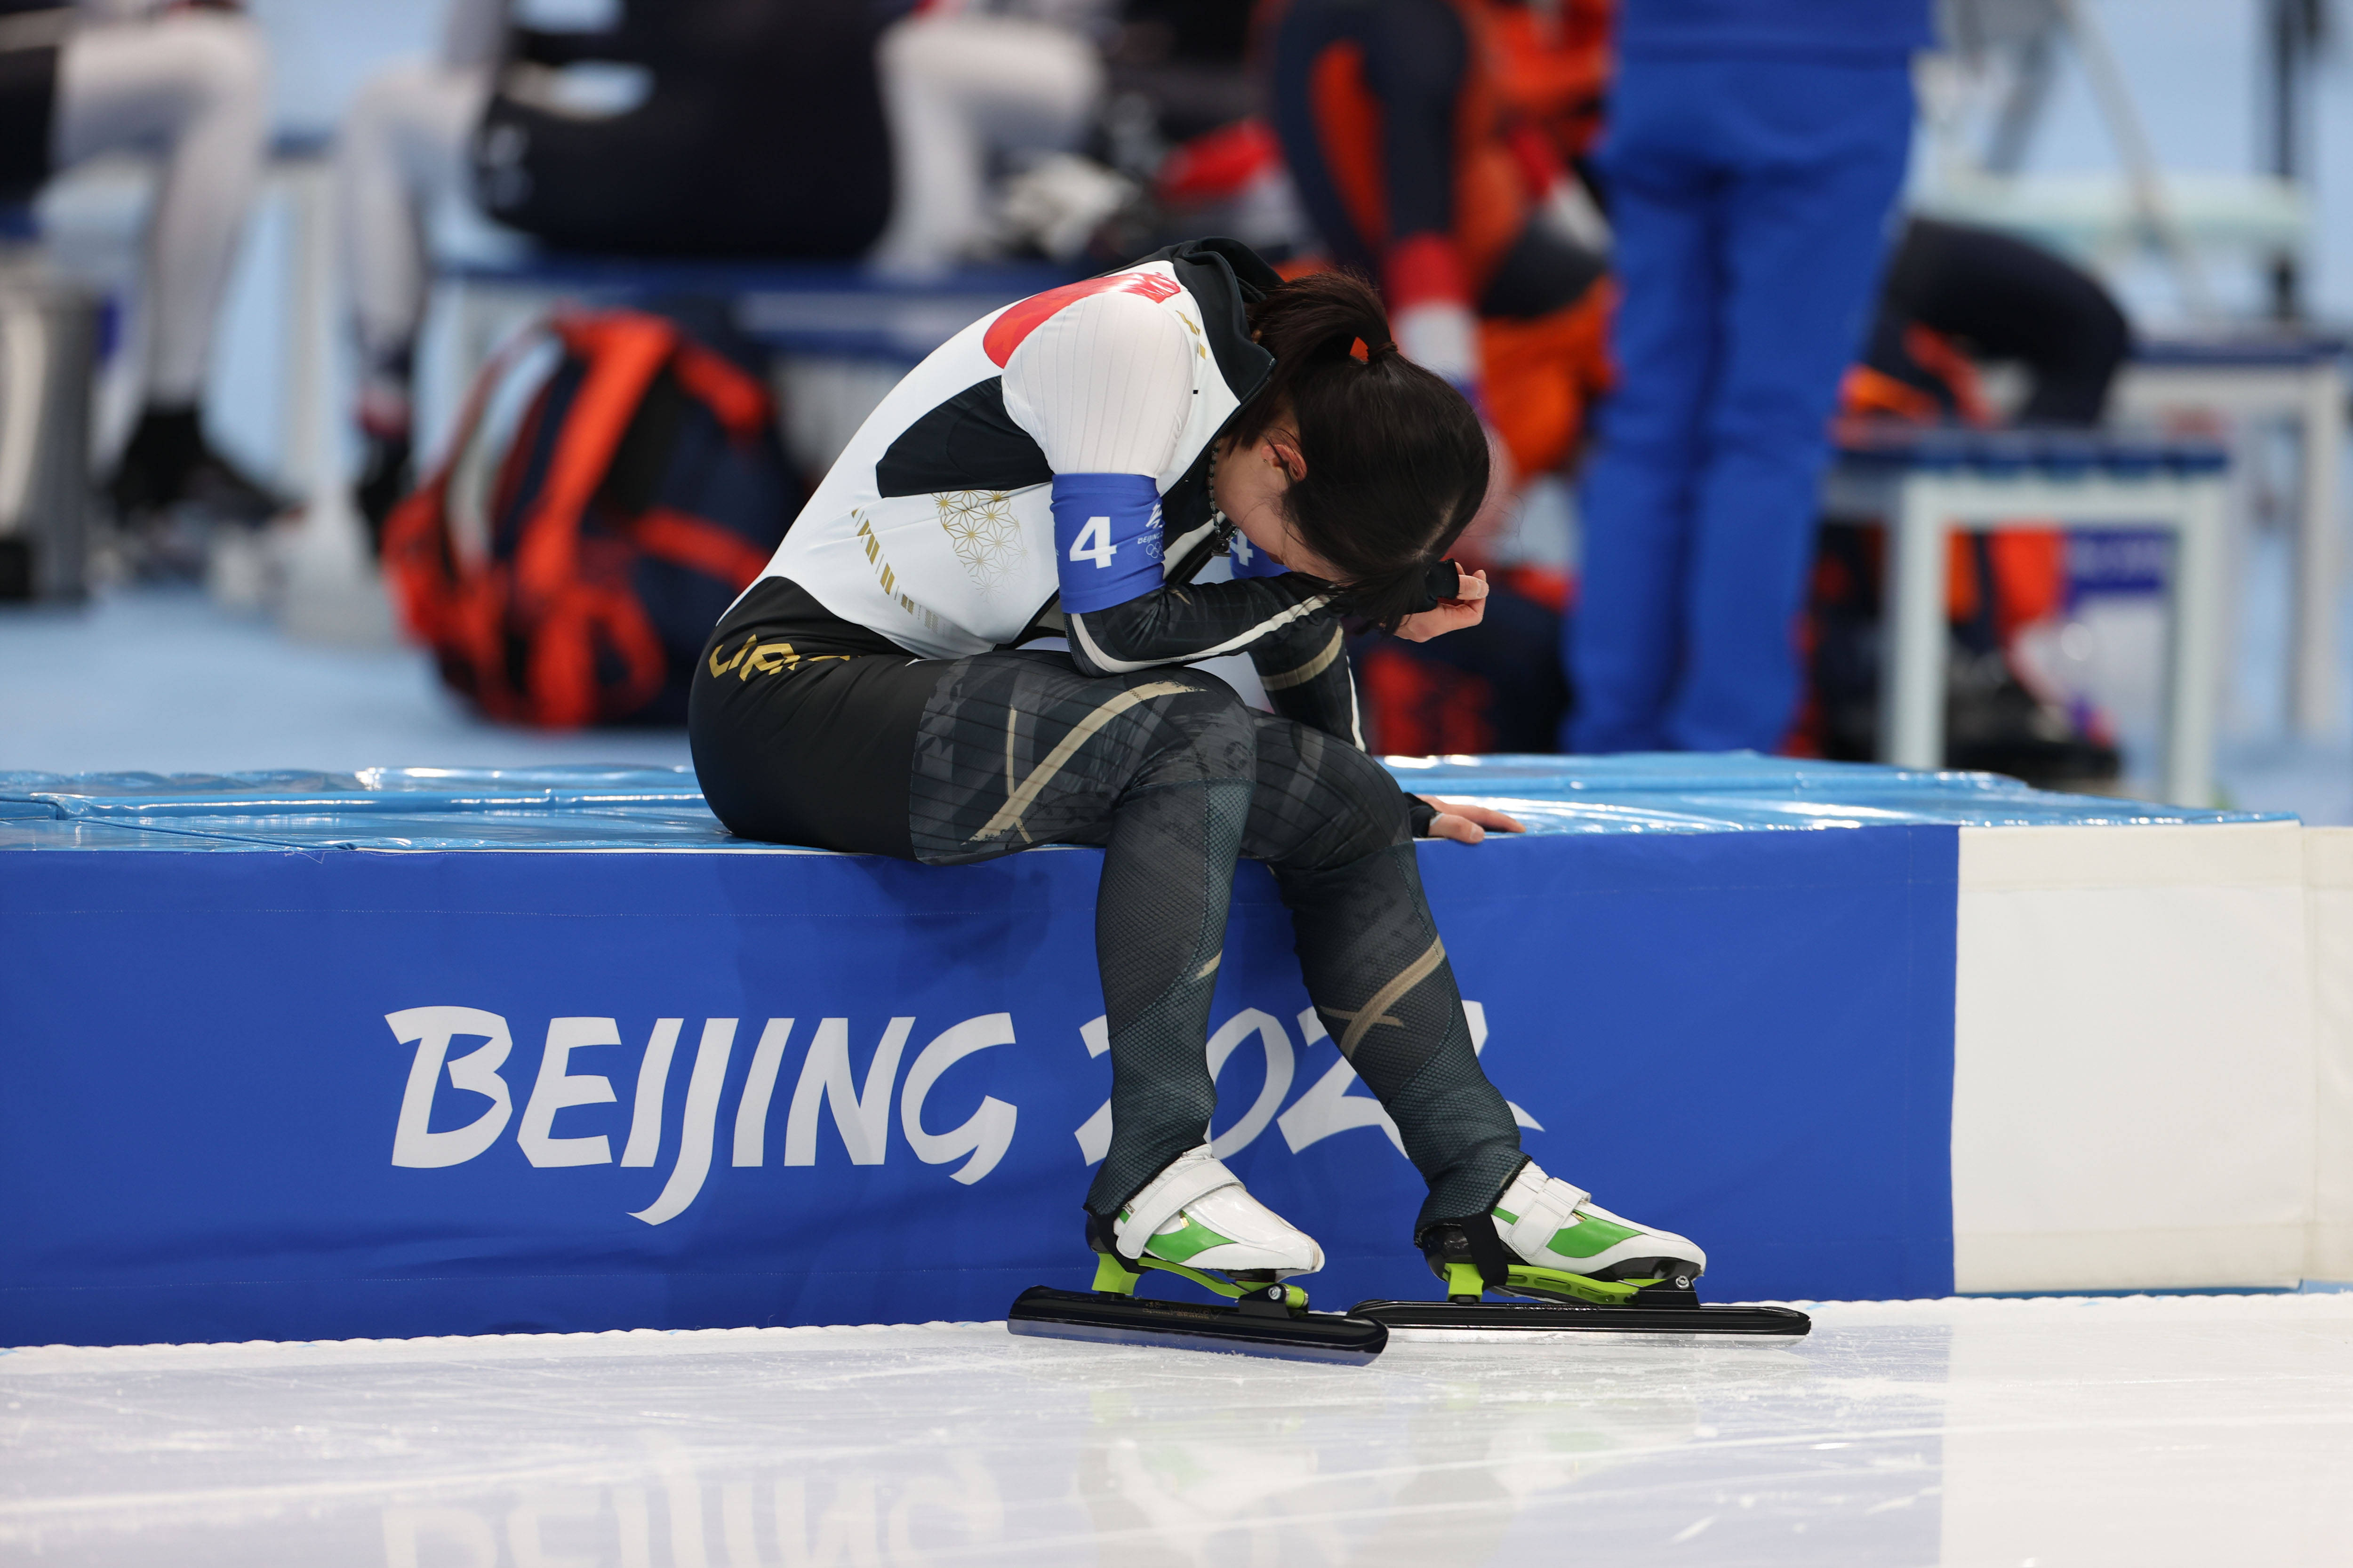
[1569,56,1913,753]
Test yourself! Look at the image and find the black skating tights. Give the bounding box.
[905,652,1525,1230]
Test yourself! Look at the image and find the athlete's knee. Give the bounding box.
[1128,671,1257,791]
[1325,743,1414,856]
[1254,728,1412,872]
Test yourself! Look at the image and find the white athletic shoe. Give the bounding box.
[1493,1160,1707,1280]
[1113,1145,1325,1279]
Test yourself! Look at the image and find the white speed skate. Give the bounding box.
[1491,1159,1708,1285]
[1005,1146,1384,1363]
[1112,1144,1325,1279]
[1343,1158,1808,1339]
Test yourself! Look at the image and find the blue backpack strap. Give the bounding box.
[1052,472,1167,613]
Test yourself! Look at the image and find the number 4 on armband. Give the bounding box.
[1069,515,1117,568]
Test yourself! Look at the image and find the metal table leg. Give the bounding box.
[2292,360,2346,737]
[2165,476,2228,807]
[1882,476,1952,772]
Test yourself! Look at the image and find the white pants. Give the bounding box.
[330,14,1100,406]
[870,14,1102,277]
[332,59,490,428]
[53,12,268,407]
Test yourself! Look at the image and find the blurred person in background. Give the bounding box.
[337,0,894,546]
[1568,0,1931,756]
[869,0,1107,277]
[1263,0,1613,487]
[1261,0,1612,757]
[1808,216,2132,787]
[0,0,280,534]
[340,0,1109,548]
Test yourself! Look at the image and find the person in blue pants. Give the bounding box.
[1569,1,1933,754]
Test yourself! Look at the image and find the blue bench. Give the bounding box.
[1827,424,2233,806]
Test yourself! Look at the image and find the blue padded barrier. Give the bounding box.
[0,759,2277,1346]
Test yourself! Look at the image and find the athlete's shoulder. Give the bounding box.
[983,240,1279,394]
[1000,284,1195,379]
[1136,238,1280,395]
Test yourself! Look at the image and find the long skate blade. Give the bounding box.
[1007,1287,1387,1363]
[1349,1299,1810,1338]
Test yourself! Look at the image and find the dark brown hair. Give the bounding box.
[1225,271,1489,628]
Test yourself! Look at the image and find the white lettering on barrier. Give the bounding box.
[517,1018,620,1168]
[386,1000,1538,1218]
[388,1006,514,1168]
[1072,1008,1300,1166]
[786,1017,913,1167]
[732,1018,794,1168]
[1277,1006,1404,1156]
[1205,1008,1295,1158]
[1272,998,1542,1155]
[1073,1016,1113,1164]
[619,1017,683,1168]
[631,1019,737,1226]
[899,1012,1019,1184]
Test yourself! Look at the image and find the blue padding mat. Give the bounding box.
[0,755,2264,850]
[0,759,2266,1346]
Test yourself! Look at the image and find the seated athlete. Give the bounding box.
[688,238,1705,1295]
[1,0,282,532]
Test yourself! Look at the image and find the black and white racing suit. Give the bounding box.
[688,239,1522,1233]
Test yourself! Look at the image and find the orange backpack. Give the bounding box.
[384,308,796,728]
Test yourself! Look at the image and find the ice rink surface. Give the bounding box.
[5,1295,2350,1567]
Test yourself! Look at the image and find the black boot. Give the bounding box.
[355,429,414,558]
[108,405,290,529]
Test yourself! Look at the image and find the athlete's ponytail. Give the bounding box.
[1229,270,1489,629]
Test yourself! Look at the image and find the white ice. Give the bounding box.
[5,1294,2352,1567]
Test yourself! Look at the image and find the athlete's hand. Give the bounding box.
[1416,796,1526,844]
[1394,568,1489,642]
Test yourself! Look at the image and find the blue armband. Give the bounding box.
[1052,472,1166,613]
[1228,530,1288,579]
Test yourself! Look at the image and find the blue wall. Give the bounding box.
[0,826,1956,1346]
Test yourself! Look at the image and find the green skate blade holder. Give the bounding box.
[1094,1250,1309,1313]
[1447,1258,1659,1306]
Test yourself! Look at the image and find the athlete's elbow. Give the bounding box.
[1065,611,1130,676]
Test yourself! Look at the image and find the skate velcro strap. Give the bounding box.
[1502,1177,1591,1262]
[1119,1151,1242,1256]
